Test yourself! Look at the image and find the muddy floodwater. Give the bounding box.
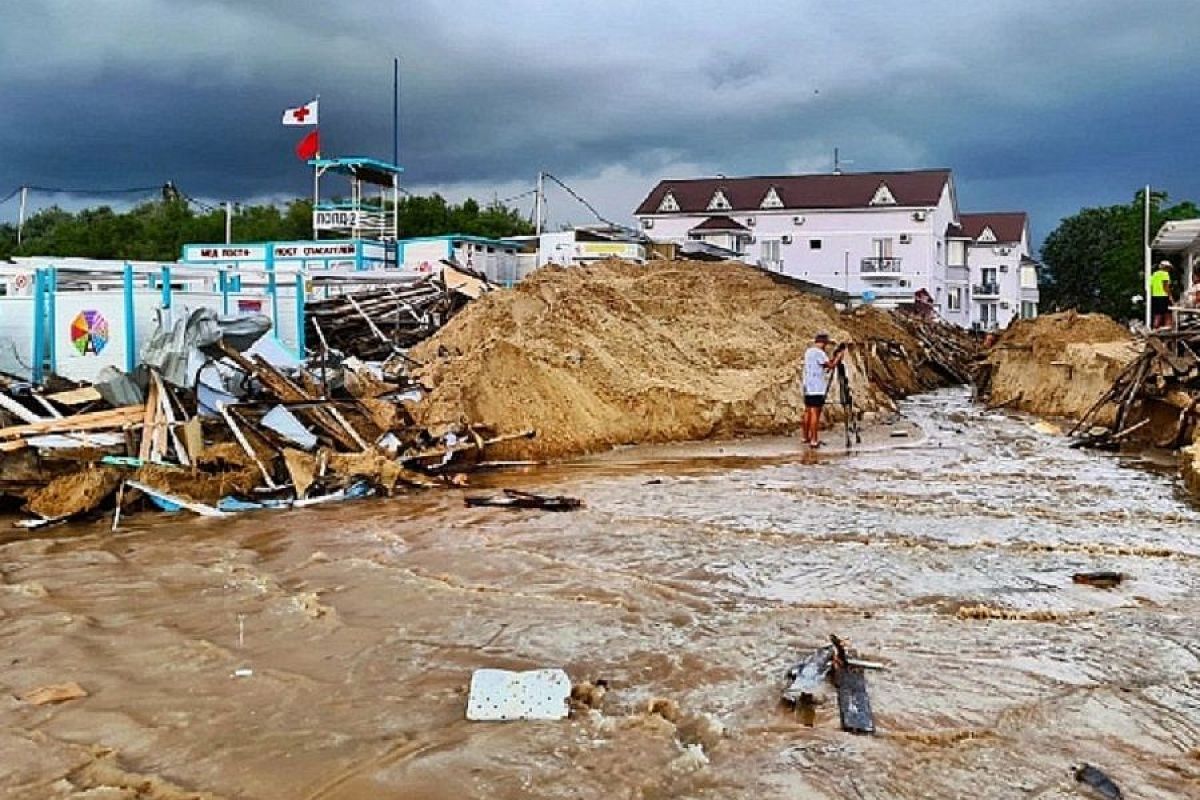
[3,389,1199,799]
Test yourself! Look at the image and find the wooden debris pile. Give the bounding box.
[1068,329,1200,449]
[0,337,530,529]
[306,267,489,360]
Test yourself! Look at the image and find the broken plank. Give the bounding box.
[0,393,44,424]
[45,386,103,406]
[0,406,143,440]
[831,635,875,735]
[220,406,278,488]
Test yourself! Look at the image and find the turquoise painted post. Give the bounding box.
[47,266,58,374]
[123,263,136,372]
[294,271,306,358]
[219,269,230,315]
[355,239,364,271]
[31,269,45,384]
[160,265,171,308]
[265,246,279,334]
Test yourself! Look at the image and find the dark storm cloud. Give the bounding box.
[3,0,1200,243]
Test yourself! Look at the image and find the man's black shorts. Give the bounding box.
[804,393,826,408]
[1151,296,1170,315]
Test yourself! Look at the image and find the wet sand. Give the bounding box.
[2,389,1198,799]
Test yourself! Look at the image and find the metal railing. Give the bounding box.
[973,282,1000,296]
[860,256,902,274]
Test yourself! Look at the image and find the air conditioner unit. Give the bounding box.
[900,233,912,244]
[746,217,756,226]
[899,279,910,287]
[781,234,793,245]
[912,211,927,222]
[1000,301,1010,309]
[994,246,1011,255]
[748,236,756,244]
[792,215,805,225]
[999,265,1009,273]
[641,218,654,229]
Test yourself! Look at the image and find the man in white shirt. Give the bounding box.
[801,332,845,448]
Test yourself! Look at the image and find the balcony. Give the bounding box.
[860,256,902,275]
[973,282,1000,298]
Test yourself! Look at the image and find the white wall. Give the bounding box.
[0,297,36,379]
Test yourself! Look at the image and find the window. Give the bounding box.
[761,239,781,263]
[978,226,997,243]
[948,240,967,266]
[871,238,894,258]
[809,239,822,250]
[948,287,963,311]
[981,267,998,286]
[1021,301,1038,319]
[657,192,679,213]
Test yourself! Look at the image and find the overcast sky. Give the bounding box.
[2,0,1198,246]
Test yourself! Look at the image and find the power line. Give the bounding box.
[543,173,615,227]
[498,187,537,206]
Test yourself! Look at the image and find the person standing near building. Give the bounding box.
[1151,260,1174,330]
[801,332,846,448]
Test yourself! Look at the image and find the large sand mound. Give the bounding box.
[411,260,963,460]
[982,311,1138,419]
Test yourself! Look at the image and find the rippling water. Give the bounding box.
[2,388,1198,799]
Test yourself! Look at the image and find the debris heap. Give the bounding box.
[0,272,519,528]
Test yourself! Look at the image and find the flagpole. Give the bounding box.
[392,57,400,167]
[313,93,321,241]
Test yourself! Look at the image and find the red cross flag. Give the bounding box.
[282,99,319,126]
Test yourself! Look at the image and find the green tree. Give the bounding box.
[4,192,532,262]
[1041,190,1200,319]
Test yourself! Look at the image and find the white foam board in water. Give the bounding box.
[466,668,571,721]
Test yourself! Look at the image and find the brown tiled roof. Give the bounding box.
[958,212,1027,243]
[689,215,750,232]
[635,169,952,215]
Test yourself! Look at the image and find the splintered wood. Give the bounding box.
[1069,328,1200,449]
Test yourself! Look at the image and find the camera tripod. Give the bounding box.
[823,356,862,448]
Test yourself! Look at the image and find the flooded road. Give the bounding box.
[2,388,1199,799]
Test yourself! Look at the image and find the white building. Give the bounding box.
[633,169,1039,329]
[950,213,1039,329]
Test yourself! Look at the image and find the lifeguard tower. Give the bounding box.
[310,157,402,242]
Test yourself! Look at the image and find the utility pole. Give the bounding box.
[534,171,545,237]
[224,201,234,245]
[1144,184,1152,329]
[17,186,28,247]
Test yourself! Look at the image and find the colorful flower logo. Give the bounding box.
[70,310,110,356]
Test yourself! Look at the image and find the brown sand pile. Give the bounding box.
[412,260,952,460]
[983,311,1138,419]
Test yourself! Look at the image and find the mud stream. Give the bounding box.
[2,389,1199,799]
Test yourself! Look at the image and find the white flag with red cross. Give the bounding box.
[282,99,319,126]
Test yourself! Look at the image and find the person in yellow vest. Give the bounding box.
[1150,260,1174,330]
